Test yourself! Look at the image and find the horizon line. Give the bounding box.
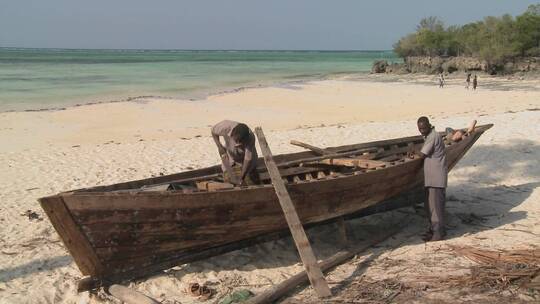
[0,46,394,52]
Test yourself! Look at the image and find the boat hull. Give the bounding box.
[39,125,491,288]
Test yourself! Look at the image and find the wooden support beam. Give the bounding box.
[255,127,331,298]
[259,166,320,181]
[196,181,235,191]
[108,284,160,304]
[246,225,404,304]
[290,140,331,155]
[111,174,222,193]
[336,217,349,246]
[320,158,390,169]
[276,148,379,168]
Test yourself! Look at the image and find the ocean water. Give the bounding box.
[0,48,400,112]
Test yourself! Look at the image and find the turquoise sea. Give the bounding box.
[0,48,399,112]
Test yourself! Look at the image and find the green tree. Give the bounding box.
[416,16,444,32]
[393,33,421,57]
[393,4,540,62]
[525,3,540,15]
[515,5,540,55]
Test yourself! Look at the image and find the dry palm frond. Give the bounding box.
[444,245,540,290]
[448,245,540,266]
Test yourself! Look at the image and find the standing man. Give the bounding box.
[472,74,478,90]
[438,73,445,88]
[211,120,260,186]
[413,116,448,241]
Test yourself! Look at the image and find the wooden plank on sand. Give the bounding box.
[255,127,332,298]
[108,284,160,304]
[247,224,405,304]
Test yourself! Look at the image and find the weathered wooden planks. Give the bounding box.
[196,180,235,191]
[320,158,391,169]
[255,127,332,298]
[67,162,421,275]
[77,167,222,193]
[39,196,104,276]
[71,164,420,268]
[259,166,323,181]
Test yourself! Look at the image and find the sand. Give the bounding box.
[0,74,539,303]
[2,73,539,153]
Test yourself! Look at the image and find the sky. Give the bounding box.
[0,0,538,50]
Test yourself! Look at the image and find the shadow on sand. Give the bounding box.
[0,255,72,283]
[163,138,539,298]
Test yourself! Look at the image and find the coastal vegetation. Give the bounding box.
[393,4,540,63]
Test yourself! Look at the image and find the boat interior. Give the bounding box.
[127,128,471,194]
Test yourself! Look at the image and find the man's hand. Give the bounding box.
[238,174,248,186]
[230,177,245,187]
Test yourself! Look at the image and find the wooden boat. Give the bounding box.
[39,124,492,290]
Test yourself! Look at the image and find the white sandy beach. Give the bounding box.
[0,74,539,303]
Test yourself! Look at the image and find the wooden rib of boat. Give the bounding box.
[39,124,492,290]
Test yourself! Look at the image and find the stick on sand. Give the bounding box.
[247,224,404,304]
[108,284,160,304]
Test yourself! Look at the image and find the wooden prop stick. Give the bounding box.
[336,216,349,246]
[290,140,331,155]
[220,154,240,185]
[108,284,160,304]
[255,127,331,298]
[247,225,403,304]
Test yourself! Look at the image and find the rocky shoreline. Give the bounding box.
[372,56,540,75]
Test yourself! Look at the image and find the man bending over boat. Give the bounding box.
[411,116,448,242]
[211,120,260,186]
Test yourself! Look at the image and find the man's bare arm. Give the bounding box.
[240,144,255,183]
[211,131,227,156]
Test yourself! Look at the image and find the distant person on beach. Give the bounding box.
[438,73,445,88]
[473,74,478,90]
[211,120,260,186]
[466,73,471,89]
[409,116,448,241]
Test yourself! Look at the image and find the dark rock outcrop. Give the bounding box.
[371,60,388,73]
[374,56,540,75]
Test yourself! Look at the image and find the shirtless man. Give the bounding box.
[211,120,260,185]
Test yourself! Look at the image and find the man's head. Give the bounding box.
[231,123,250,145]
[417,116,432,137]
